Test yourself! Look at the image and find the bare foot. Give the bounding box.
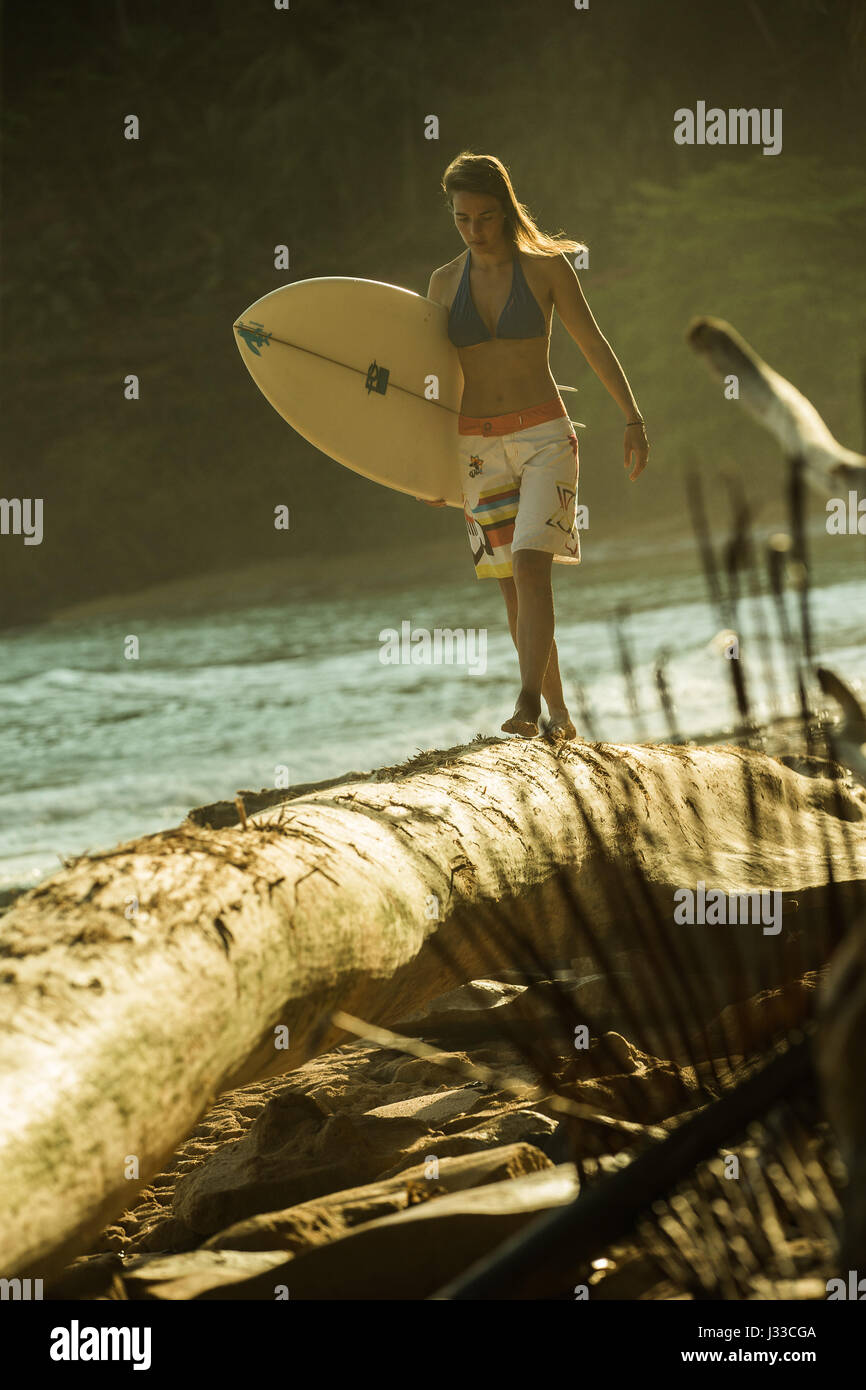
[544,708,577,740]
[502,695,541,738]
[502,716,539,737]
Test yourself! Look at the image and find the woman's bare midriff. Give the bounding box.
[456,336,560,418]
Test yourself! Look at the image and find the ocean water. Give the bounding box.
[1,526,864,892]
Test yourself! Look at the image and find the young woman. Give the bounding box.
[424,152,649,739]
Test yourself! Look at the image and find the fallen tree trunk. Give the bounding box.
[1,735,865,1281]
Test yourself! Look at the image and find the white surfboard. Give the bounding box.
[233,277,465,507]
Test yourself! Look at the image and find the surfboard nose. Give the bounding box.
[231,277,463,507]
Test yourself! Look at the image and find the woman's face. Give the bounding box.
[451,191,507,249]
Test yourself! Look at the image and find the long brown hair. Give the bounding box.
[442,151,588,258]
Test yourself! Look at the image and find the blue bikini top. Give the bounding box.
[447,248,547,347]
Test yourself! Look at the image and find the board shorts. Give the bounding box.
[459,395,581,580]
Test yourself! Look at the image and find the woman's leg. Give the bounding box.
[499,552,576,737]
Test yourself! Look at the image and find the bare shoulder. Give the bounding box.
[438,249,469,275]
[426,251,466,305]
[518,248,571,309]
[528,248,575,286]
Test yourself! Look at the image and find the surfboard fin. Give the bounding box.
[556,383,586,426]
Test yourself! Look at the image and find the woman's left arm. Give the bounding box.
[549,254,649,481]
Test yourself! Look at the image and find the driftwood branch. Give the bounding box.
[687,315,866,492]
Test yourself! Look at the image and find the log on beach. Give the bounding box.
[1,735,865,1282]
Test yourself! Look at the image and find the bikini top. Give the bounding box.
[447,248,547,347]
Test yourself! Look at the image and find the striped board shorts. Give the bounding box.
[459,395,581,580]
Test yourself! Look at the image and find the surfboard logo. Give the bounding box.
[365,360,390,395]
[236,321,271,357]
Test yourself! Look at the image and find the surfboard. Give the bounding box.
[233,277,465,507]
